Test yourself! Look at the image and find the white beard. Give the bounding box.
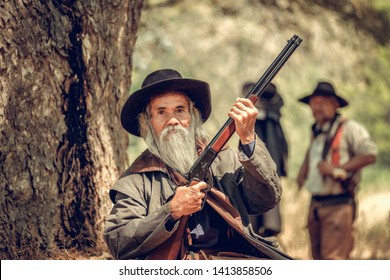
[147,125,197,175]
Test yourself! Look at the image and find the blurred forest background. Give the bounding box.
[1,0,389,260]
[129,0,390,259]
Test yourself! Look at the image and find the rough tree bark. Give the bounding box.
[0,0,143,259]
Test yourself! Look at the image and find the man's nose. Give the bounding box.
[166,115,180,126]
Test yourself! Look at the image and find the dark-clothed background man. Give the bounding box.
[242,82,288,239]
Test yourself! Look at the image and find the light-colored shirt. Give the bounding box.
[305,118,377,196]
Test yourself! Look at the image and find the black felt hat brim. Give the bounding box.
[121,78,211,137]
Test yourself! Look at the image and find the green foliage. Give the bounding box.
[359,46,390,166]
[373,0,390,18]
[360,165,390,192]
[132,0,390,172]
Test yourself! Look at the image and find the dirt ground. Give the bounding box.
[278,184,390,260]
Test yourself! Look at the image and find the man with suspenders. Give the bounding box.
[296,81,377,260]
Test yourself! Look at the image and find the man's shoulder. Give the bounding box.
[341,118,369,135]
[109,171,144,202]
[109,151,167,203]
[341,118,377,154]
[126,150,166,174]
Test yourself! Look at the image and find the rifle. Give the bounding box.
[146,34,302,260]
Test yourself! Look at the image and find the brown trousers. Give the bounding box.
[307,200,355,260]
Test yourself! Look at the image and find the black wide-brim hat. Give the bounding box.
[298,81,348,108]
[121,69,212,137]
[242,82,283,109]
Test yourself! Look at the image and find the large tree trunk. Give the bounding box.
[0,0,143,259]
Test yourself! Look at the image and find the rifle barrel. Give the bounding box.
[209,34,302,153]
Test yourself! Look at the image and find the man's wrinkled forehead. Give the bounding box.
[148,91,190,110]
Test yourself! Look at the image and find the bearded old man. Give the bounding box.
[103,69,292,260]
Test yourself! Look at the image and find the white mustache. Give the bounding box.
[160,125,189,139]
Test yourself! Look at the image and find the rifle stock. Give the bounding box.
[145,215,190,260]
[146,34,302,260]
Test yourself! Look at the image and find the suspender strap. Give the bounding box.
[331,124,344,165]
[322,116,346,161]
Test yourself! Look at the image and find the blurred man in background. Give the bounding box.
[296,81,377,260]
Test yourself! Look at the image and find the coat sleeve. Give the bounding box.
[238,137,282,213]
[103,173,179,259]
[210,136,282,216]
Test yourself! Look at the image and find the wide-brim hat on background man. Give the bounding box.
[298,81,348,108]
[121,68,212,137]
[242,82,278,100]
[242,82,284,110]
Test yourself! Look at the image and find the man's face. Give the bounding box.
[308,96,339,125]
[146,91,197,174]
[149,91,191,138]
